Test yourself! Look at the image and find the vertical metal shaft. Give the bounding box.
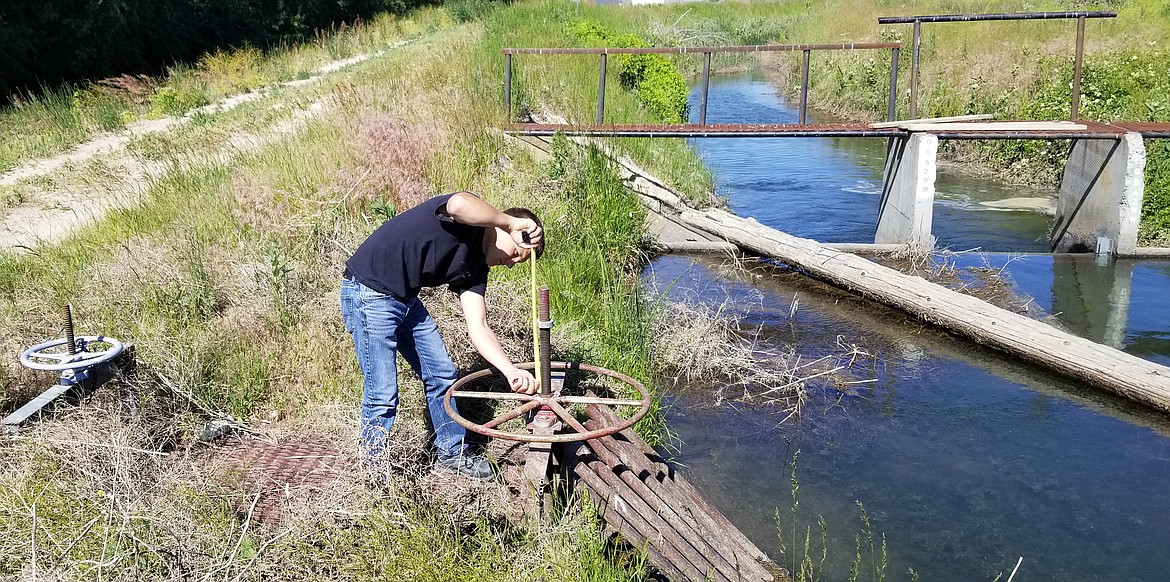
[799,49,811,125]
[699,52,711,125]
[63,304,76,355]
[538,287,552,397]
[504,53,513,118]
[1072,15,1086,120]
[887,47,900,122]
[597,54,608,125]
[910,19,921,119]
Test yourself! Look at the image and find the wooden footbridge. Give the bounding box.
[507,120,1170,140]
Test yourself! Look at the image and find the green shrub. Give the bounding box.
[446,0,496,23]
[1141,139,1170,244]
[569,20,688,123]
[149,85,209,117]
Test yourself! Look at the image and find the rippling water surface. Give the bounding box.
[686,72,1053,251]
[656,72,1170,581]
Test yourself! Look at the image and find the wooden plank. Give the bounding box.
[869,114,994,128]
[572,449,717,581]
[673,207,1170,412]
[585,407,777,570]
[903,121,1087,132]
[579,420,761,581]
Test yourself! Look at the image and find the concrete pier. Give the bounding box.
[875,133,938,249]
[1051,133,1146,254]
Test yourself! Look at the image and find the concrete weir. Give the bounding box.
[876,133,938,248]
[505,131,1170,414]
[1051,133,1146,254]
[875,130,1154,256]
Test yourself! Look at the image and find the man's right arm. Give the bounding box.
[459,289,537,394]
[445,192,542,248]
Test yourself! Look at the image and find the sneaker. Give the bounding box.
[434,451,495,481]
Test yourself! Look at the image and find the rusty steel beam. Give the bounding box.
[507,122,901,138]
[503,43,900,55]
[1111,122,1170,138]
[507,121,1170,140]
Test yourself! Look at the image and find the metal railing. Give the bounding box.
[877,11,1117,120]
[503,43,902,126]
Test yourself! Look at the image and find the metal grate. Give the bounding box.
[226,440,347,523]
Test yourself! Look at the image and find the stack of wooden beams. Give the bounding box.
[563,402,783,582]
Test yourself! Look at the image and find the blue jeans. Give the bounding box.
[340,276,467,459]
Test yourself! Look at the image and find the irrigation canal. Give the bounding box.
[648,71,1170,580]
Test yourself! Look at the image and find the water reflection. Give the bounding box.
[948,254,1170,367]
[647,255,1170,581]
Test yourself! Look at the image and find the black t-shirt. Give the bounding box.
[345,193,489,301]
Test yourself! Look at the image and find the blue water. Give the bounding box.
[951,254,1170,368]
[656,73,1170,581]
[686,72,1053,251]
[649,256,1170,581]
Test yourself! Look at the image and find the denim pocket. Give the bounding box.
[340,278,359,334]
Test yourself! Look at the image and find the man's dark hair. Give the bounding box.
[503,207,545,259]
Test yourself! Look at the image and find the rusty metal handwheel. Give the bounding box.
[443,361,651,443]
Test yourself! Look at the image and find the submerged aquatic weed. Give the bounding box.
[777,451,907,582]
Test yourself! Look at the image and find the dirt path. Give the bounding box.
[0,41,408,252]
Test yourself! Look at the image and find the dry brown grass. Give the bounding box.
[232,172,294,231]
[94,74,157,105]
[0,376,520,579]
[872,246,1041,316]
[646,280,876,415]
[352,113,444,211]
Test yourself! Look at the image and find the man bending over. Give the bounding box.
[341,191,544,480]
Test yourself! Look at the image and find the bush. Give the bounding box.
[569,20,689,123]
[148,85,209,117]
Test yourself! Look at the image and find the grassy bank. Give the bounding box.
[0,9,443,178]
[0,1,752,578]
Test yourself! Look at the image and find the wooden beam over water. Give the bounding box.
[671,206,1170,413]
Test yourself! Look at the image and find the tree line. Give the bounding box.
[0,0,428,100]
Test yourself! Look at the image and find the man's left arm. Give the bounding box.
[459,290,537,394]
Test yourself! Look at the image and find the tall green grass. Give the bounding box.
[470,0,714,206]
[0,9,451,176]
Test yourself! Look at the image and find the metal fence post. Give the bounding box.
[699,51,711,125]
[504,53,512,118]
[597,53,608,125]
[888,47,900,122]
[1072,15,1085,120]
[910,19,921,119]
[799,49,811,125]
